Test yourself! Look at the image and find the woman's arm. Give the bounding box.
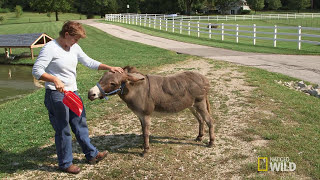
[98,64,124,73]
[39,73,65,93]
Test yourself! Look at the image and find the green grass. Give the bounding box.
[103,17,320,55]
[239,67,320,179]
[0,11,101,25]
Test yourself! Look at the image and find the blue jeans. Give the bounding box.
[44,89,98,169]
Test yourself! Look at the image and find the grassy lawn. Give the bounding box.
[0,15,319,179]
[103,17,320,55]
[0,12,101,24]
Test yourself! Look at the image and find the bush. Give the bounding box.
[0,16,5,24]
[86,14,95,19]
[15,5,23,18]
[240,10,251,15]
[0,8,10,13]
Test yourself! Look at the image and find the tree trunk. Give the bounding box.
[55,10,59,21]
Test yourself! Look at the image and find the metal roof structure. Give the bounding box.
[0,33,53,59]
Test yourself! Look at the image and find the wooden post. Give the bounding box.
[236,24,239,43]
[253,24,256,45]
[209,23,212,39]
[5,48,9,58]
[221,23,224,41]
[197,21,200,37]
[274,25,277,47]
[298,26,302,50]
[30,48,34,60]
[9,48,12,54]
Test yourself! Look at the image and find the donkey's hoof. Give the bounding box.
[141,149,149,157]
[195,136,203,142]
[207,142,214,148]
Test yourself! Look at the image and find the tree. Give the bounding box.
[288,0,310,13]
[29,0,73,21]
[215,0,238,14]
[247,0,264,14]
[267,0,281,10]
[15,5,23,18]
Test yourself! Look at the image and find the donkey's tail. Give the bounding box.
[206,95,211,114]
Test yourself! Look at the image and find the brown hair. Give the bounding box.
[59,21,86,38]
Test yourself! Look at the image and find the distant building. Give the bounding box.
[216,0,251,15]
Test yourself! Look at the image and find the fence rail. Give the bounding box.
[107,13,320,21]
[105,14,320,50]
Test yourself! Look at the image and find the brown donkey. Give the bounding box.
[88,66,215,155]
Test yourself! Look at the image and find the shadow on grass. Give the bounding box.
[0,133,205,176]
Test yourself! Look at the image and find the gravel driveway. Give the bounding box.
[79,19,320,85]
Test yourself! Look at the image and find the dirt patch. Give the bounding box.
[7,58,272,179]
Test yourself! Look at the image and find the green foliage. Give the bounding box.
[0,15,4,23]
[247,0,265,14]
[214,0,238,14]
[240,9,251,14]
[14,5,23,18]
[288,0,311,13]
[0,8,10,13]
[29,0,73,21]
[267,0,282,10]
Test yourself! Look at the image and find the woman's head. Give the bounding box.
[59,21,86,39]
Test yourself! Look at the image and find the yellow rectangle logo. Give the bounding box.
[258,157,268,171]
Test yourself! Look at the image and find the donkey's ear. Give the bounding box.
[127,73,145,82]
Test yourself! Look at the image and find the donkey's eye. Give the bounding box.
[110,82,116,86]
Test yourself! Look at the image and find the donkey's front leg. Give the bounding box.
[138,115,151,156]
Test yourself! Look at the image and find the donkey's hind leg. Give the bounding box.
[189,107,204,142]
[194,99,215,147]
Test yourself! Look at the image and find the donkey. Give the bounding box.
[88,66,215,155]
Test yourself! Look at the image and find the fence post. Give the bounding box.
[166,19,168,31]
[180,20,182,34]
[136,16,138,25]
[274,25,277,47]
[144,16,146,27]
[298,26,302,50]
[149,17,151,27]
[173,18,175,33]
[160,18,162,30]
[221,23,224,41]
[295,13,297,19]
[154,16,156,29]
[253,24,256,45]
[188,21,191,35]
[236,24,239,43]
[197,21,200,37]
[209,23,212,39]
[126,15,128,24]
[129,15,131,24]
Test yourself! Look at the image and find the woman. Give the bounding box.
[32,21,123,174]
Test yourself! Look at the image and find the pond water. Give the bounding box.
[0,65,42,104]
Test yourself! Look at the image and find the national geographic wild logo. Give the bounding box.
[258,157,296,172]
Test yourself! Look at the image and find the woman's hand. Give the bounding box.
[109,67,124,73]
[53,78,65,93]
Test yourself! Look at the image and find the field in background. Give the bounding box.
[105,14,320,55]
[0,12,101,25]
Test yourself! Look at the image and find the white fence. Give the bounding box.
[105,14,320,50]
[107,13,320,21]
